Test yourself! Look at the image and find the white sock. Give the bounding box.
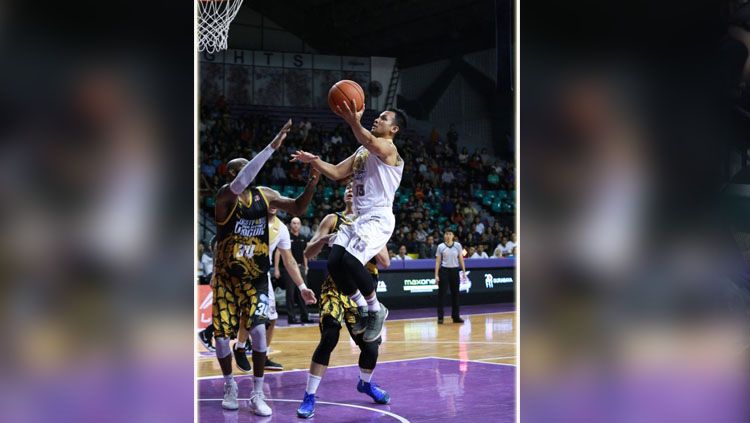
[360,369,373,383]
[253,376,264,393]
[350,291,368,308]
[306,373,322,394]
[224,374,234,384]
[366,296,381,312]
[235,341,246,350]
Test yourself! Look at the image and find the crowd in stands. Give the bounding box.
[199,98,517,260]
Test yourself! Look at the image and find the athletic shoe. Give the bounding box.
[198,329,215,352]
[249,391,273,416]
[264,358,284,370]
[350,306,369,335]
[296,392,316,419]
[357,379,390,404]
[363,304,388,342]
[233,344,251,372]
[452,316,465,323]
[221,380,239,410]
[437,317,444,324]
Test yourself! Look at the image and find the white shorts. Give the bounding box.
[333,207,395,265]
[267,273,278,321]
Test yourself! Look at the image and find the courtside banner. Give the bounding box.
[308,258,515,308]
[196,285,212,329]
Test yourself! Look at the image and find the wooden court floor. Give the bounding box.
[197,311,516,377]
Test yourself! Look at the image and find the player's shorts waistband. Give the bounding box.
[354,206,393,216]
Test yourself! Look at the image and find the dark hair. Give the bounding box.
[386,108,408,134]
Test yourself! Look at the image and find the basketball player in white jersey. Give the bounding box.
[291,103,406,342]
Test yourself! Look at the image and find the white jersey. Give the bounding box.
[351,145,404,213]
[268,215,291,264]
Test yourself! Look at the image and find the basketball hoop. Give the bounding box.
[198,0,244,53]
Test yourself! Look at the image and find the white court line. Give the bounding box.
[272,310,516,329]
[472,356,516,362]
[428,356,517,367]
[266,340,516,345]
[385,310,516,323]
[199,398,410,422]
[197,356,433,380]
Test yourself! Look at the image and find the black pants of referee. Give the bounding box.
[281,264,309,321]
[437,267,460,319]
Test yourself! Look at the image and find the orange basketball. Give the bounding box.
[328,80,365,114]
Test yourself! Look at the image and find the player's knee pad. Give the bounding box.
[312,324,341,366]
[249,323,267,353]
[358,338,380,370]
[215,336,231,358]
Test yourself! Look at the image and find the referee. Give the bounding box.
[435,229,466,324]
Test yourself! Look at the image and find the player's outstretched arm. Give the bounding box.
[336,99,397,161]
[228,118,292,195]
[291,150,355,181]
[304,214,337,260]
[279,248,316,304]
[259,168,320,216]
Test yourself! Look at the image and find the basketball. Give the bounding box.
[328,80,365,114]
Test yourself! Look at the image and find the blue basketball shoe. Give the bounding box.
[357,379,390,404]
[296,392,316,419]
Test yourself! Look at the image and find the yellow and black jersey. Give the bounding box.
[331,211,351,232]
[214,186,270,281]
[330,211,378,276]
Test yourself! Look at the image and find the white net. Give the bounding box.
[198,0,244,53]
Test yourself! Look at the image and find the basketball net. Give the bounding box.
[198,0,244,53]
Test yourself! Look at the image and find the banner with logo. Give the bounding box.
[196,285,212,329]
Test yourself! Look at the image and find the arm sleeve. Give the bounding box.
[229,144,275,195]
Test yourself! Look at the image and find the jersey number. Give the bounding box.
[255,302,268,317]
[356,185,365,196]
[236,244,256,258]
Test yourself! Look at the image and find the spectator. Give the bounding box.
[472,244,489,258]
[393,245,413,260]
[404,232,417,254]
[300,218,312,238]
[299,117,312,140]
[201,158,216,179]
[493,236,506,257]
[441,168,455,185]
[505,233,517,253]
[414,223,428,243]
[420,235,438,259]
[289,164,303,183]
[480,147,491,165]
[467,246,477,258]
[271,161,287,183]
[462,202,476,223]
[458,147,469,164]
[330,129,343,145]
[475,217,485,235]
